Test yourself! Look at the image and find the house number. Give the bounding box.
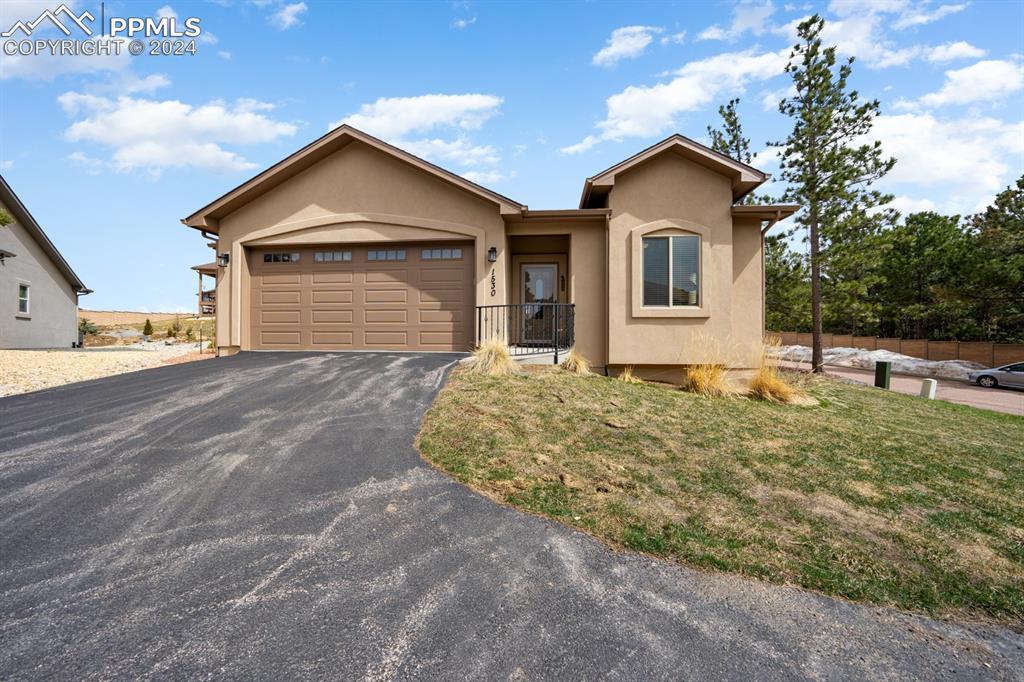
[489,268,497,297]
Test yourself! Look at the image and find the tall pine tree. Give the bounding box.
[773,15,895,371]
[707,98,764,205]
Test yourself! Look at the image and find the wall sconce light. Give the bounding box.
[217,252,230,267]
[487,247,497,263]
[0,249,15,265]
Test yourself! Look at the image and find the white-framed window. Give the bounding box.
[367,249,406,261]
[421,247,462,260]
[17,283,29,315]
[263,252,301,263]
[642,235,700,307]
[314,250,352,263]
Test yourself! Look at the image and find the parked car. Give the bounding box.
[969,363,1024,388]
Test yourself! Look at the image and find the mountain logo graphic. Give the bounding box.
[2,4,95,38]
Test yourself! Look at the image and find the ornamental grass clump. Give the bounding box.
[466,339,519,376]
[748,340,804,404]
[559,347,591,375]
[616,366,644,384]
[682,332,733,397]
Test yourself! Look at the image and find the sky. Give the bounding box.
[0,0,1022,312]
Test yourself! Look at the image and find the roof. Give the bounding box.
[0,175,90,294]
[504,208,611,224]
[183,125,525,233]
[579,134,770,208]
[191,261,219,274]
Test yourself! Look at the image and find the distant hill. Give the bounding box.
[79,310,201,326]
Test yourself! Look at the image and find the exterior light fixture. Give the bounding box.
[487,247,497,263]
[0,249,15,264]
[217,252,230,267]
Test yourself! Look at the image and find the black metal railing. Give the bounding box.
[476,303,575,364]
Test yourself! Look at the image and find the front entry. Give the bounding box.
[521,263,557,345]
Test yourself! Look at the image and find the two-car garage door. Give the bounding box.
[250,242,474,351]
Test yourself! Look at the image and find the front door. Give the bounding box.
[521,263,557,345]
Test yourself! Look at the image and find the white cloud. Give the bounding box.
[698,1,776,41]
[400,138,499,167]
[0,159,13,170]
[898,60,1024,108]
[865,113,1024,214]
[775,13,919,69]
[593,26,662,67]
[332,93,502,138]
[270,2,307,30]
[0,36,131,80]
[893,2,968,29]
[218,50,232,60]
[925,41,985,62]
[759,84,796,111]
[451,16,476,29]
[67,151,104,175]
[461,169,507,185]
[563,48,787,153]
[660,31,686,46]
[156,5,177,19]
[58,93,298,174]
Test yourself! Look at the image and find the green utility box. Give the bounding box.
[874,361,892,389]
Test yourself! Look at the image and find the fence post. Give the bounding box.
[553,305,560,365]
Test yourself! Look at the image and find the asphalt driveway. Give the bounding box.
[1,352,1021,680]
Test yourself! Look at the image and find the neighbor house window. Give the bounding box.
[17,283,29,314]
[314,250,352,263]
[367,249,406,261]
[263,252,301,263]
[421,247,462,260]
[642,235,699,307]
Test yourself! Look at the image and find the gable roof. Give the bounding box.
[579,134,770,208]
[0,175,90,294]
[182,125,525,232]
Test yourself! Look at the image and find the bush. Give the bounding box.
[185,326,194,341]
[616,366,644,384]
[748,341,804,403]
[466,339,519,376]
[559,347,591,375]
[142,319,154,336]
[684,364,731,397]
[78,317,99,335]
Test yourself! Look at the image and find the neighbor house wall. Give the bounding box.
[212,140,509,352]
[0,199,78,349]
[606,152,758,368]
[505,220,607,366]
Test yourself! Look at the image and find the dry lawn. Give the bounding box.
[418,367,1024,624]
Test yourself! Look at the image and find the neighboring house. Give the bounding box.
[0,175,90,349]
[183,126,796,377]
[190,261,218,316]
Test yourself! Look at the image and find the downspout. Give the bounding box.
[604,211,611,376]
[760,210,782,340]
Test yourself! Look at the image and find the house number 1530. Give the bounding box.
[489,268,496,297]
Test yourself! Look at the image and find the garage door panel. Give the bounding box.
[312,331,354,346]
[261,290,302,305]
[312,290,354,304]
[252,243,472,351]
[365,309,408,323]
[311,310,353,323]
[312,272,353,284]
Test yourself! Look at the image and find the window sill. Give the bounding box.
[633,306,709,319]
[15,314,31,320]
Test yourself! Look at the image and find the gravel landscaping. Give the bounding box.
[0,342,212,397]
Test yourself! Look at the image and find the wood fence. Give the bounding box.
[769,332,1024,367]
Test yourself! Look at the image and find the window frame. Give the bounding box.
[17,282,30,316]
[421,246,463,260]
[262,252,301,263]
[367,248,406,262]
[641,234,700,308]
[630,220,711,319]
[314,250,353,263]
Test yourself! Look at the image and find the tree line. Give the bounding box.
[707,15,1023,370]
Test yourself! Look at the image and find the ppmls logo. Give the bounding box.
[2,3,203,58]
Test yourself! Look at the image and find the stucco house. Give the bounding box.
[183,126,796,378]
[0,175,90,349]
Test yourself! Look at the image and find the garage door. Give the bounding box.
[250,242,474,351]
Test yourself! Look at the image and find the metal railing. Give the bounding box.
[476,303,575,364]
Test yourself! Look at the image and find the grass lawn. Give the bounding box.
[417,367,1024,625]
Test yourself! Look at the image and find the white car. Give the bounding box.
[968,363,1024,388]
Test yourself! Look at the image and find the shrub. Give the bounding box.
[684,364,731,397]
[78,317,98,335]
[466,339,519,376]
[185,326,194,341]
[748,340,803,403]
[142,318,154,336]
[616,366,644,384]
[559,347,591,375]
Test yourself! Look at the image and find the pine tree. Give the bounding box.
[143,318,154,336]
[0,208,12,227]
[707,98,766,205]
[773,15,895,371]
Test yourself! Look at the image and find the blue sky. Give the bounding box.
[1,0,1022,312]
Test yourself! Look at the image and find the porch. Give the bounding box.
[191,262,218,316]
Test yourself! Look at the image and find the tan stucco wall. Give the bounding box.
[0,199,79,349]
[506,220,607,366]
[607,152,759,367]
[731,217,765,366]
[213,140,508,350]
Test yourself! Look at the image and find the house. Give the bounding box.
[190,261,218,316]
[182,126,796,378]
[0,175,90,349]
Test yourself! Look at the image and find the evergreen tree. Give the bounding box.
[0,208,12,227]
[765,235,811,331]
[143,318,154,336]
[772,15,895,371]
[707,98,768,205]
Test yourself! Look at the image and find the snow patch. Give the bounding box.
[774,345,986,381]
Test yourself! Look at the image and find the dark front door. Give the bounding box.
[521,263,557,345]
